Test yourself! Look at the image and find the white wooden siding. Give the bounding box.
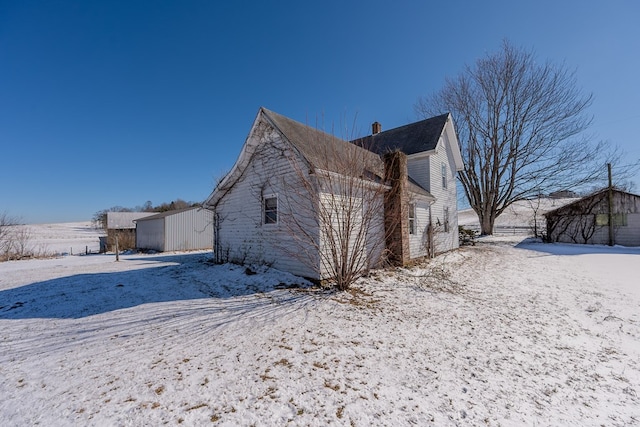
[317,191,385,279]
[406,129,460,255]
[215,129,321,279]
[407,157,431,192]
[557,213,640,246]
[136,218,165,251]
[408,199,432,258]
[428,134,459,253]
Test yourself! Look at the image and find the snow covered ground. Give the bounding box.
[1,235,639,425]
[7,221,104,256]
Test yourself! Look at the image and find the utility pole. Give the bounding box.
[607,163,614,246]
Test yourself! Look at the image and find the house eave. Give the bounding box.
[313,168,391,191]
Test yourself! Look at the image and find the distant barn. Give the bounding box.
[544,189,640,246]
[103,212,154,252]
[135,207,213,252]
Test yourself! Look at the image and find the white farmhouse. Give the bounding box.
[204,107,463,281]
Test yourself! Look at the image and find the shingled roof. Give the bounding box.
[204,108,440,208]
[261,108,384,178]
[351,113,450,156]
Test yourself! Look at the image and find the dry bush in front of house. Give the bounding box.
[282,136,388,290]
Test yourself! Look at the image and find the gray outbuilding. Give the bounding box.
[135,207,214,252]
[544,189,640,246]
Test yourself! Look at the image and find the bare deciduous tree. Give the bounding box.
[416,40,638,235]
[277,134,388,290]
[0,213,38,261]
[0,212,18,259]
[9,226,34,260]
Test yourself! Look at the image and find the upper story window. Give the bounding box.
[442,163,447,189]
[408,203,416,235]
[264,195,278,224]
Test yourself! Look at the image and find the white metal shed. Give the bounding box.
[135,207,214,252]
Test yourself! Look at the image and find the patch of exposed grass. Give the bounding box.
[186,403,208,411]
[274,358,292,368]
[324,380,340,391]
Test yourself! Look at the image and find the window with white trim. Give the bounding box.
[408,203,416,235]
[263,195,278,224]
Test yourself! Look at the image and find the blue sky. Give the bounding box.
[1,0,639,224]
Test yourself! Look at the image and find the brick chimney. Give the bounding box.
[383,151,410,266]
[372,121,382,135]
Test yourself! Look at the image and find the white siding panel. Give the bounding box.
[619,213,640,246]
[408,199,432,259]
[408,158,431,192]
[317,188,385,279]
[165,209,213,251]
[215,133,320,279]
[428,134,459,254]
[406,129,461,255]
[590,213,640,246]
[136,218,165,251]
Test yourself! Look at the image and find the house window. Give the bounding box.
[263,195,278,224]
[408,203,416,235]
[442,163,447,189]
[443,207,450,232]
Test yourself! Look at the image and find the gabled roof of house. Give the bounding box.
[204,107,437,208]
[261,108,384,177]
[351,113,450,156]
[263,108,437,198]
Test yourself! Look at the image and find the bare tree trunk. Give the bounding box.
[479,210,495,236]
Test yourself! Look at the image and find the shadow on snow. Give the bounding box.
[0,252,314,320]
[515,238,640,256]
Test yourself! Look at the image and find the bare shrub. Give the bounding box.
[259,121,388,291]
[9,226,34,260]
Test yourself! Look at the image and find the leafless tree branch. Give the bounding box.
[416,40,639,235]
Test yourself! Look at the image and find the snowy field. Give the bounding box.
[458,198,578,234]
[7,221,104,256]
[1,235,639,425]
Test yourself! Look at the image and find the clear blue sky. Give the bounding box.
[1,0,639,224]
